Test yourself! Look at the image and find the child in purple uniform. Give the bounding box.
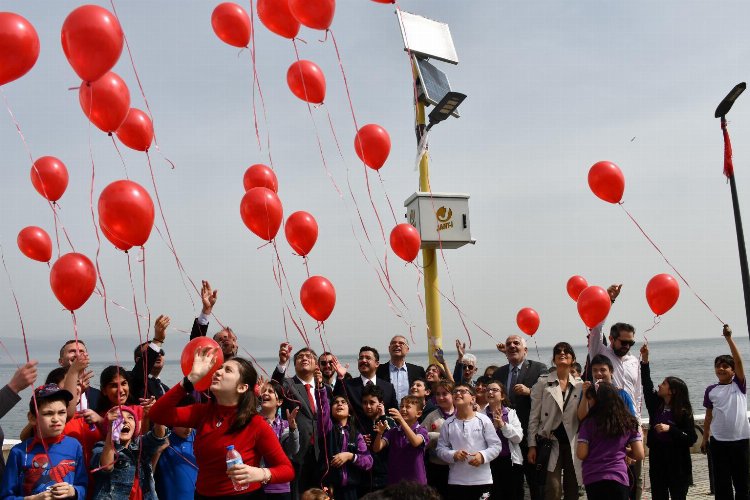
[372,395,429,485]
[576,382,644,500]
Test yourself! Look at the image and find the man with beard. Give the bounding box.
[190,280,238,360]
[272,343,326,498]
[589,283,644,500]
[376,336,426,403]
[131,316,171,400]
[334,346,398,433]
[492,334,547,500]
[318,352,350,391]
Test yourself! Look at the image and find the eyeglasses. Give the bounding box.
[486,388,502,393]
[452,389,471,395]
[617,340,636,347]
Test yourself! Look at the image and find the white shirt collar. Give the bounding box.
[361,374,377,386]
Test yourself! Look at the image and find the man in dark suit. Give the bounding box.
[272,343,325,499]
[492,334,547,500]
[376,335,426,403]
[335,346,398,433]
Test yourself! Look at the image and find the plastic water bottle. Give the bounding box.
[226,445,249,491]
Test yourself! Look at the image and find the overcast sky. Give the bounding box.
[1,1,750,365]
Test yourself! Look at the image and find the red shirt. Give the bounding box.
[150,384,294,497]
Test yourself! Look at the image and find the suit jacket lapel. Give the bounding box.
[517,360,530,385]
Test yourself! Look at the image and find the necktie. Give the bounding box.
[304,383,316,414]
[510,366,519,390]
[366,380,374,387]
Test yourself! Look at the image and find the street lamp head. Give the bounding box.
[427,91,467,129]
[715,82,746,118]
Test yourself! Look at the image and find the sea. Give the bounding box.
[0,337,745,440]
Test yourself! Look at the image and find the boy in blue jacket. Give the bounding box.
[1,384,87,499]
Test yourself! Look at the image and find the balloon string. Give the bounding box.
[110,134,130,179]
[246,0,274,166]
[377,171,399,225]
[126,252,145,359]
[271,252,291,344]
[321,107,345,198]
[146,151,201,312]
[140,246,152,339]
[641,315,660,337]
[152,224,197,313]
[271,240,311,347]
[618,202,724,324]
[303,256,310,278]
[108,0,176,170]
[532,338,541,362]
[0,241,30,363]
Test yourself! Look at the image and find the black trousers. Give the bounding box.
[649,467,689,500]
[585,480,630,500]
[447,484,492,499]
[290,448,320,500]
[521,442,541,500]
[490,455,524,500]
[711,437,750,500]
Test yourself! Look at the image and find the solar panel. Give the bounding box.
[415,56,460,118]
[396,10,458,65]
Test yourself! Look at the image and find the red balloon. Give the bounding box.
[17,226,52,263]
[257,0,300,39]
[285,211,318,256]
[390,224,421,262]
[577,286,612,328]
[287,60,326,104]
[61,5,123,82]
[516,307,540,336]
[240,187,283,241]
[0,13,40,86]
[588,161,625,204]
[354,124,391,170]
[646,273,680,316]
[300,276,336,322]
[180,337,225,392]
[289,0,335,30]
[98,180,155,247]
[566,275,588,302]
[211,3,251,48]
[30,156,69,202]
[50,253,97,311]
[79,72,131,133]
[99,221,132,252]
[116,108,153,151]
[243,164,278,193]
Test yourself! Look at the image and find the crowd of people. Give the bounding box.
[0,282,747,500]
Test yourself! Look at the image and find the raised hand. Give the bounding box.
[455,339,466,359]
[154,315,170,342]
[188,346,219,383]
[640,343,649,363]
[332,355,348,378]
[723,324,732,338]
[495,342,506,353]
[8,360,38,394]
[375,419,388,435]
[313,367,323,388]
[286,407,299,431]
[387,407,403,425]
[201,280,218,315]
[278,342,292,365]
[607,283,623,302]
[140,396,156,416]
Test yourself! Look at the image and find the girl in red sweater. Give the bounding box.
[150,347,294,499]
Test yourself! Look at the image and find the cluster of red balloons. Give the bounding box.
[238,165,333,321]
[98,180,156,250]
[62,6,154,150]
[516,307,540,336]
[0,13,40,87]
[588,161,625,204]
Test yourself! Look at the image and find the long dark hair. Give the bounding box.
[586,382,639,437]
[226,358,259,434]
[662,376,693,423]
[97,365,136,414]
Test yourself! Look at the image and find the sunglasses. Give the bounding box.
[461,364,476,370]
[617,340,636,347]
[319,360,333,366]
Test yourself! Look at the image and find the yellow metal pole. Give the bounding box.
[415,99,442,366]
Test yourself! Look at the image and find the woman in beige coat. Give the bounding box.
[527,342,583,500]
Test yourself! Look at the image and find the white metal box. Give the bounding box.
[404,192,472,249]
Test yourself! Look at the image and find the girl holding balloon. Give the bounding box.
[150,346,294,498]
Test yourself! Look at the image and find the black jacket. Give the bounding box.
[492,358,548,446]
[333,376,398,433]
[376,362,426,390]
[641,362,697,485]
